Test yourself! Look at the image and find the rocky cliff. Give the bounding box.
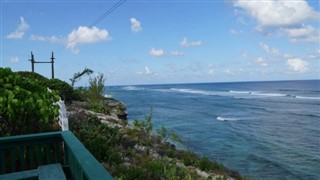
[66,99,242,180]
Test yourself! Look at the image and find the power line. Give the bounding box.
[90,0,127,27]
[55,0,126,54]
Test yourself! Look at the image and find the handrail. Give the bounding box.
[0,131,62,144]
[0,131,113,180]
[61,131,113,180]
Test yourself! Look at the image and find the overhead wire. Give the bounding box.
[89,0,126,27]
[55,0,127,54]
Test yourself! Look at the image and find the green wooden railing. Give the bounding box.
[0,131,113,180]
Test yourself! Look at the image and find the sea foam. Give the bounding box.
[170,88,215,96]
[123,86,145,91]
[216,116,241,121]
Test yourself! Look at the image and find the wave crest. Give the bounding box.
[295,96,320,100]
[123,86,145,91]
[216,116,241,121]
[170,88,215,96]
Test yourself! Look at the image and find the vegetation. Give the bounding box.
[69,67,93,87]
[69,108,243,180]
[0,67,245,179]
[17,71,75,102]
[87,73,106,101]
[0,68,60,136]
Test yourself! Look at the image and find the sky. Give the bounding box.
[1,0,320,86]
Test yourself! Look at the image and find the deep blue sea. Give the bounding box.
[106,80,320,180]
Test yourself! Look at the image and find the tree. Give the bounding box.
[70,68,93,87]
[88,73,106,101]
[0,68,60,136]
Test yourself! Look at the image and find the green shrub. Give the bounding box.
[198,157,213,171]
[116,165,147,180]
[0,68,60,136]
[70,68,93,87]
[17,71,48,82]
[181,151,198,166]
[17,71,75,102]
[69,114,122,166]
[88,73,106,101]
[143,160,164,178]
[133,112,153,134]
[45,79,74,102]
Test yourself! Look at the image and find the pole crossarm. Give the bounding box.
[29,51,55,79]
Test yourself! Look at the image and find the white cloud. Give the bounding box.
[30,34,63,43]
[259,42,280,55]
[257,57,268,67]
[137,66,156,76]
[170,51,184,56]
[229,29,242,35]
[234,0,320,43]
[241,52,249,58]
[66,26,111,53]
[283,25,320,43]
[9,57,19,63]
[236,16,249,25]
[150,48,164,57]
[130,18,142,32]
[6,17,30,39]
[234,0,319,30]
[283,53,293,59]
[208,68,214,75]
[180,37,203,47]
[308,48,320,59]
[287,58,309,73]
[224,69,234,75]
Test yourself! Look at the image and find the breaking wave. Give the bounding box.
[123,86,145,91]
[295,96,320,100]
[216,116,242,121]
[170,88,218,96]
[229,90,253,94]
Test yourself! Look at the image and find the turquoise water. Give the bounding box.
[107,80,320,179]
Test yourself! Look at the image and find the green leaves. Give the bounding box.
[88,73,106,102]
[70,67,93,87]
[0,68,60,136]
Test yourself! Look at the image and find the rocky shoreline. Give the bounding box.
[66,98,243,180]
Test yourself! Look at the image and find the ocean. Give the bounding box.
[106,80,320,180]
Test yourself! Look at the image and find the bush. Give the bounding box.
[0,68,60,136]
[45,79,74,102]
[69,114,122,166]
[198,157,213,171]
[88,73,106,101]
[17,71,48,82]
[17,71,75,102]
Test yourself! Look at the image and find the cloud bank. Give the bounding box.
[234,0,320,42]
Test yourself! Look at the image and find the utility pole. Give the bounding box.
[29,52,55,79]
[30,51,35,72]
[51,52,55,79]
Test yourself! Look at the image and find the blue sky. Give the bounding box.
[1,0,320,86]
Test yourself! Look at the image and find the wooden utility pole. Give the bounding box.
[30,51,35,72]
[51,52,55,79]
[29,52,55,79]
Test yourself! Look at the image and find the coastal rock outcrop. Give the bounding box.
[66,99,241,180]
[66,99,127,127]
[101,98,127,120]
